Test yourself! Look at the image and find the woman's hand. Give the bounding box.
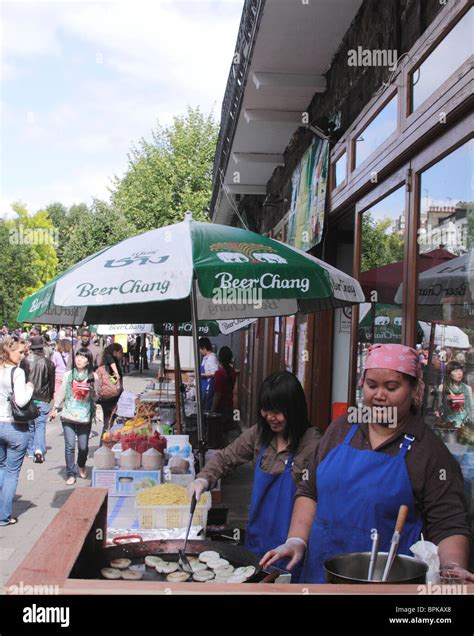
[187,478,208,500]
[49,407,58,421]
[260,538,307,571]
[441,564,474,583]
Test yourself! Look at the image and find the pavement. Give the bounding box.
[0,364,253,591]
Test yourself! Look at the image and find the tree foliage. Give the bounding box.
[0,218,40,326]
[360,212,405,272]
[7,203,58,289]
[111,106,218,231]
[60,199,135,271]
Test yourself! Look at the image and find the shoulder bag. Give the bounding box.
[97,365,122,401]
[8,367,40,423]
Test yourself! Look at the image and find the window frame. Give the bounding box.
[329,0,471,218]
[348,115,472,403]
[351,90,399,173]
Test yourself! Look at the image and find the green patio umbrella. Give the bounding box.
[18,214,365,466]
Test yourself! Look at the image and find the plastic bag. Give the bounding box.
[410,537,440,583]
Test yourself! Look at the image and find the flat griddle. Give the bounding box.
[72,538,269,583]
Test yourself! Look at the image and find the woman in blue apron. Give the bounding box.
[260,344,474,583]
[188,371,320,582]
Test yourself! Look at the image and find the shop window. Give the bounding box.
[412,139,473,445]
[333,152,347,189]
[411,8,473,113]
[356,186,406,401]
[354,94,397,169]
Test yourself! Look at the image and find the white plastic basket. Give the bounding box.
[135,491,212,530]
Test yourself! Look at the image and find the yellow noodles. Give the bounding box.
[137,484,191,506]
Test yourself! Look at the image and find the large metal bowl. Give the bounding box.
[324,552,427,584]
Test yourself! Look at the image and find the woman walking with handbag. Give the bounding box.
[49,348,98,485]
[0,336,35,525]
[97,344,123,445]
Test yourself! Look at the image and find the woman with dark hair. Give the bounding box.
[97,343,124,444]
[211,346,237,434]
[436,360,473,431]
[261,344,474,583]
[50,348,98,485]
[188,371,320,577]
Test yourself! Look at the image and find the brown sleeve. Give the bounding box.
[292,426,321,486]
[415,437,471,545]
[197,425,258,489]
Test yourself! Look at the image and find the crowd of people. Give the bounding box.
[0,327,238,524]
[0,325,134,520]
[0,324,472,584]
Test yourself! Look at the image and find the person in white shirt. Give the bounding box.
[198,337,219,411]
[0,336,34,525]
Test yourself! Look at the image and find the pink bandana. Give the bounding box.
[359,343,425,407]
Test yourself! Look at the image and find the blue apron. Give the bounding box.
[302,424,423,583]
[200,360,214,411]
[245,446,302,582]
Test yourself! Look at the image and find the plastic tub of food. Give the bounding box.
[135,491,211,530]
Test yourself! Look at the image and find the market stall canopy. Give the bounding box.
[395,251,473,307]
[358,303,423,343]
[18,216,365,324]
[418,321,470,349]
[360,248,455,304]
[95,324,153,335]
[154,318,256,337]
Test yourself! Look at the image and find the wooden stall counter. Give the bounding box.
[6,489,474,595]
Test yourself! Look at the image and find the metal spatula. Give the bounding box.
[179,493,197,574]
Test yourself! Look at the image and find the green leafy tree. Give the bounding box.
[8,202,58,289]
[46,202,90,272]
[60,199,135,270]
[0,220,38,326]
[111,106,219,231]
[360,212,404,272]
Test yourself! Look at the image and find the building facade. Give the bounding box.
[211,0,473,433]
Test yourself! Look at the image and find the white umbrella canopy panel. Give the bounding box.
[19,216,365,325]
[18,216,365,468]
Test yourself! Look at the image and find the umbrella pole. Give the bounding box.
[190,276,206,471]
[173,323,182,434]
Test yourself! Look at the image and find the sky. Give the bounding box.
[0,0,245,217]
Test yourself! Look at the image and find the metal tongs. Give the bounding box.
[382,504,409,582]
[367,529,379,581]
[179,492,197,574]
